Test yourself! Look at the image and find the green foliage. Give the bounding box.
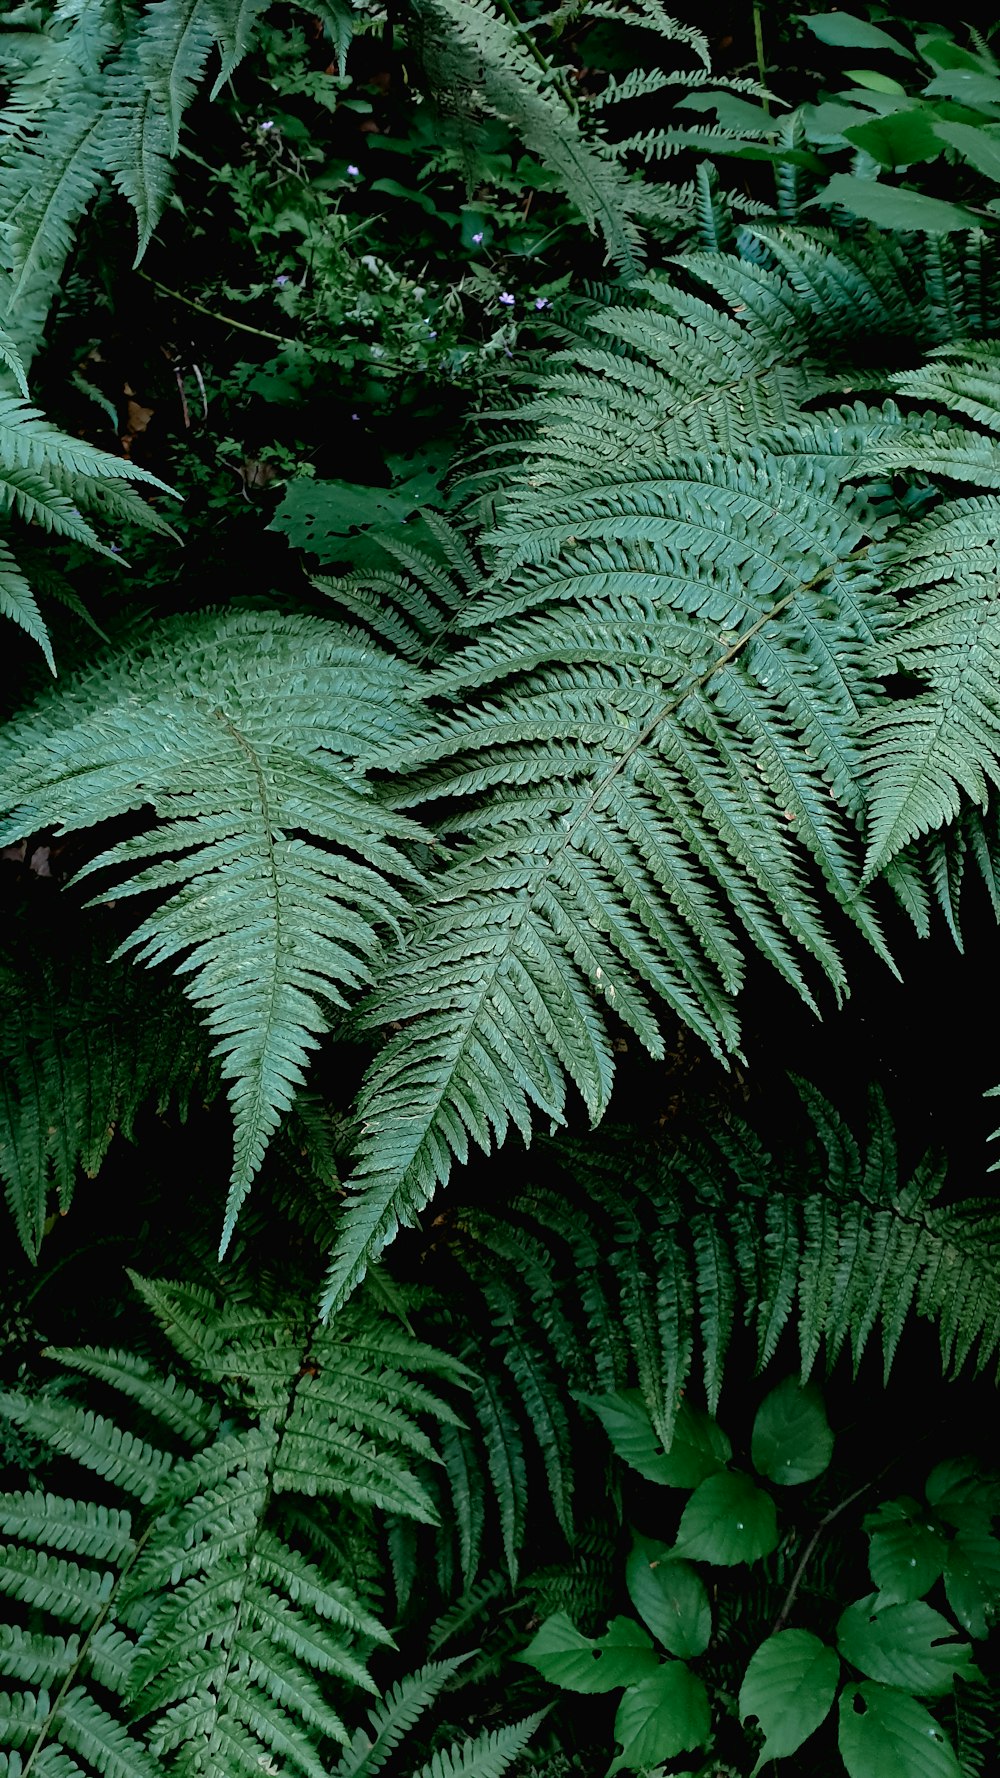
[0,1276,479,1778]
[6,11,1000,1778]
[321,225,1000,1309]
[520,1375,1000,1777]
[0,610,427,1245]
[0,930,212,1261]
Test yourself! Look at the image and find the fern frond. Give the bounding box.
[0,932,213,1260]
[0,1282,468,1778]
[137,0,217,154]
[438,1086,1000,1466]
[0,612,428,1247]
[862,505,1000,878]
[411,1715,544,1778]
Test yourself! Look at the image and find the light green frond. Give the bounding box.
[410,1714,543,1778]
[137,0,217,153]
[0,611,429,1247]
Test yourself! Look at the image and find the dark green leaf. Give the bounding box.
[813,174,980,230]
[933,120,1000,183]
[740,1630,840,1774]
[625,1538,711,1658]
[838,1683,961,1778]
[751,1378,834,1485]
[677,1471,778,1566]
[610,1664,710,1772]
[578,1392,730,1487]
[517,1613,660,1694]
[837,1594,973,1695]
[865,1501,947,1605]
[843,109,943,167]
[799,12,912,55]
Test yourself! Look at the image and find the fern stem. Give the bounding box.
[752,0,769,116]
[492,0,577,110]
[19,1522,156,1778]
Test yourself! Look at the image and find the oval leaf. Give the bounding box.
[740,1630,840,1773]
[677,1471,778,1566]
[865,1500,947,1605]
[943,1523,1000,1636]
[578,1391,730,1487]
[800,11,912,55]
[626,1537,711,1658]
[837,1594,973,1695]
[814,173,980,230]
[611,1664,710,1772]
[517,1612,660,1693]
[838,1682,961,1778]
[751,1378,834,1485]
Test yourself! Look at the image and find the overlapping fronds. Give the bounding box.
[0,388,174,668]
[0,1280,468,1778]
[320,228,1000,1311]
[0,611,429,1246]
[429,1085,1000,1568]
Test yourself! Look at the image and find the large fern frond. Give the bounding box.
[438,1084,1000,1488]
[0,611,429,1246]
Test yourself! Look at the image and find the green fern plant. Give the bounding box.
[0,1275,470,1778]
[413,1083,1000,1583]
[0,609,429,1244]
[315,223,1000,1311]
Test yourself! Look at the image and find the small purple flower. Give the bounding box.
[499,291,515,306]
[109,543,121,555]
[472,230,484,244]
[428,330,437,339]
[274,274,289,287]
[347,164,360,177]
[261,119,274,131]
[351,412,360,421]
[534,296,550,310]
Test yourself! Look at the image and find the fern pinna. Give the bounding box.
[0,1276,480,1778]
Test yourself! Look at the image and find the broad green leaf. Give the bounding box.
[610,1664,710,1772]
[837,1594,973,1695]
[675,92,780,133]
[933,120,1000,182]
[677,1471,778,1566]
[625,1538,711,1658]
[918,36,989,74]
[740,1630,840,1774]
[865,1500,946,1604]
[800,12,912,56]
[517,1612,659,1693]
[926,1458,1000,1516]
[923,71,1000,107]
[844,109,943,167]
[800,99,879,140]
[578,1392,730,1487]
[838,1683,961,1778]
[844,70,909,94]
[813,174,979,231]
[751,1378,834,1485]
[943,1523,1000,1636]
